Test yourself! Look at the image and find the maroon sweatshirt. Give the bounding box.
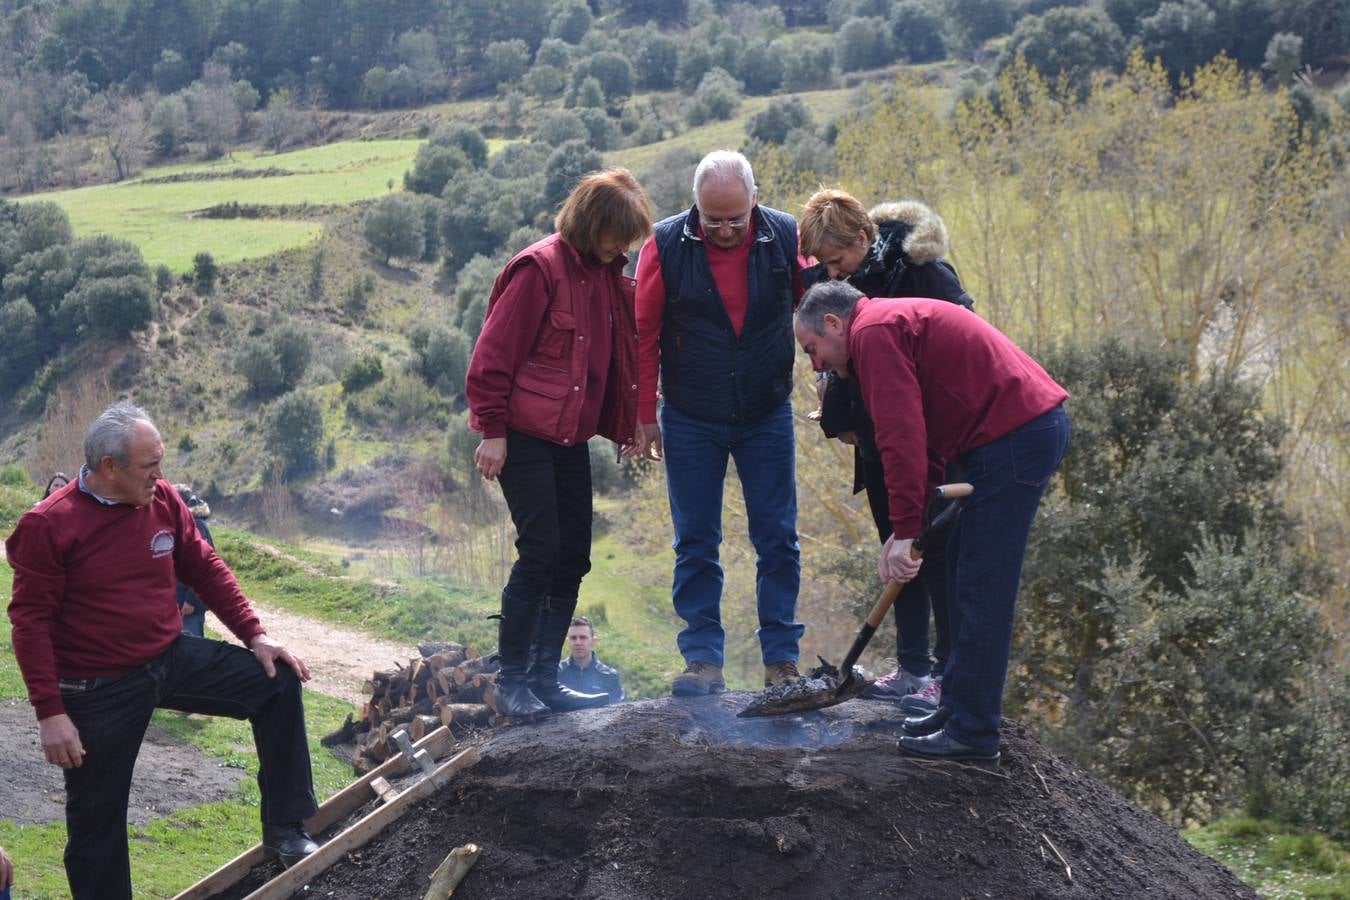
[6,479,265,720]
[847,297,1069,538]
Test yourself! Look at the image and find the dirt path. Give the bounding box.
[208,603,418,705]
[0,602,419,826]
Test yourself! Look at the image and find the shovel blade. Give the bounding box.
[736,660,870,718]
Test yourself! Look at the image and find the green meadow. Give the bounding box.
[16,140,437,273]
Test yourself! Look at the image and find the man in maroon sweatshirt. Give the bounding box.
[794,282,1070,764]
[6,403,319,898]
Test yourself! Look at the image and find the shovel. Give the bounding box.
[738,482,973,718]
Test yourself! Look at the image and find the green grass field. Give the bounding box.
[17,140,432,272]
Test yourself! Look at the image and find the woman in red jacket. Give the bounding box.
[466,168,653,719]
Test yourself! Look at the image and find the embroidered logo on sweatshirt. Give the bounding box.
[150,529,175,558]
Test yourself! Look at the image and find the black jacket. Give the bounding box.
[807,202,974,540]
[558,654,624,703]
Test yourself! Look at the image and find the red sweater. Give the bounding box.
[847,297,1069,538]
[6,479,265,719]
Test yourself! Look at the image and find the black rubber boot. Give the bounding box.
[491,592,550,719]
[528,596,609,711]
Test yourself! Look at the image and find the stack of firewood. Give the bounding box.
[323,641,501,773]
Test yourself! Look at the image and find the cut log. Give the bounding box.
[424,843,481,899]
[438,703,492,728]
[418,641,467,658]
[410,714,441,740]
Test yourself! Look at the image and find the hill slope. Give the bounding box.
[219,696,1256,899]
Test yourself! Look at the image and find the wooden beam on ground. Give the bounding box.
[241,747,482,900]
[171,726,456,900]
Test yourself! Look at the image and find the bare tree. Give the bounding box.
[32,373,115,483]
[89,92,151,181]
[188,63,242,159]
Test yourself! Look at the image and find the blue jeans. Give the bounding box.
[660,399,803,666]
[942,405,1070,750]
[59,635,317,900]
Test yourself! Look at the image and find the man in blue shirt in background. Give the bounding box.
[557,616,624,704]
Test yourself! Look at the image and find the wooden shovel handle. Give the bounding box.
[864,580,903,629]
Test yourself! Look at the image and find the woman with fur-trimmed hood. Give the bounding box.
[799,188,975,711]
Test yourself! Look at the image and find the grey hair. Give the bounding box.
[796,281,864,334]
[692,150,756,200]
[84,402,156,469]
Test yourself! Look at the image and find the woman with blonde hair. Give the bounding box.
[466,168,653,719]
[799,187,974,714]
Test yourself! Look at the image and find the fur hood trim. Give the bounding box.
[868,200,950,266]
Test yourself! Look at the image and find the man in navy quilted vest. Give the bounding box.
[634,150,805,696]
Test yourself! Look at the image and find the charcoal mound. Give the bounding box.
[282,695,1256,899]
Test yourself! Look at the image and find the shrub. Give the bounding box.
[342,353,385,393]
[1011,336,1333,826]
[192,251,217,294]
[264,390,325,476]
[236,338,284,397]
[684,68,742,126]
[363,193,425,265]
[746,97,812,145]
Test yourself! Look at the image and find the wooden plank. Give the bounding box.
[370,776,398,804]
[242,748,482,900]
[306,727,454,833]
[171,726,456,900]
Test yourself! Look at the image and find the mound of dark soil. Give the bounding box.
[230,695,1256,899]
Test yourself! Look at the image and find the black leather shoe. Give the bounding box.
[897,729,1000,764]
[900,706,952,737]
[262,822,319,868]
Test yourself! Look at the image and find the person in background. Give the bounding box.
[794,283,1069,764]
[6,403,320,898]
[173,483,214,638]
[43,473,70,500]
[634,149,805,696]
[557,615,624,704]
[466,168,653,720]
[798,189,975,712]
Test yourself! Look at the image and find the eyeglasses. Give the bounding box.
[702,213,751,230]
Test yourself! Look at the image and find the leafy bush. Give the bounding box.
[236,338,284,397]
[236,322,312,397]
[404,144,472,196]
[342,353,384,393]
[544,140,602,208]
[683,68,742,126]
[746,97,812,145]
[409,323,471,396]
[363,193,425,265]
[998,7,1127,94]
[1011,336,1335,827]
[192,251,217,294]
[264,390,325,476]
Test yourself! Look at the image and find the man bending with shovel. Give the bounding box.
[793,282,1069,763]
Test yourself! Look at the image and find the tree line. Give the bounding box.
[4,0,1346,191]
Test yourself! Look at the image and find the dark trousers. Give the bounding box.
[942,405,1070,750]
[497,428,594,603]
[60,635,317,900]
[862,454,951,677]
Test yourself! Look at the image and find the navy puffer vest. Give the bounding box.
[653,205,798,425]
